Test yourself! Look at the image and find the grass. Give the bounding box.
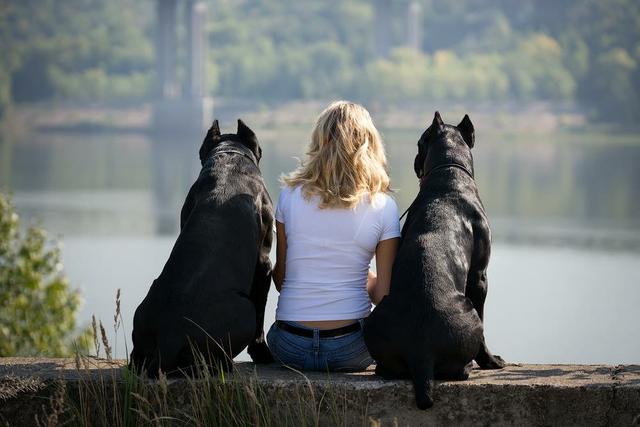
[36,289,374,426]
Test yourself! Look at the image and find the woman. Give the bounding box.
[267,101,401,371]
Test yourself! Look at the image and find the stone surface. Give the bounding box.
[1,358,639,426]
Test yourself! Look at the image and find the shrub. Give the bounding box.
[0,192,88,356]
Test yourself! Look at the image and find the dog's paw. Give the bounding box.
[375,363,404,379]
[248,342,274,364]
[479,354,506,370]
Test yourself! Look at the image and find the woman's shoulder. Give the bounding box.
[368,192,398,211]
[276,185,302,222]
[277,184,303,204]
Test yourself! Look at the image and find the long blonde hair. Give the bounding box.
[282,101,391,209]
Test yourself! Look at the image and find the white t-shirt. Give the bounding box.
[275,185,401,321]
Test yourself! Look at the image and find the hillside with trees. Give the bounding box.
[0,0,638,124]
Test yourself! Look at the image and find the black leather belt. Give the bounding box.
[276,320,361,338]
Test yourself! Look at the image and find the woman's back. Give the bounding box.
[267,100,400,372]
[275,185,399,321]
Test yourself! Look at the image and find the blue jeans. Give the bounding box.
[266,320,374,372]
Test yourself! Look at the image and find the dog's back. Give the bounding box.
[132,179,261,372]
[365,112,503,409]
[131,120,274,376]
[365,167,486,392]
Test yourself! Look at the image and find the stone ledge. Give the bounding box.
[1,358,639,426]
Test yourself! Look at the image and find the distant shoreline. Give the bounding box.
[5,99,619,137]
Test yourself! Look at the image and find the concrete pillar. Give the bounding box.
[184,0,194,98]
[374,0,391,57]
[156,0,179,99]
[152,138,196,234]
[184,1,208,99]
[152,0,213,136]
[407,1,423,52]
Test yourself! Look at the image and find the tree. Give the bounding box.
[0,193,87,356]
[589,48,639,123]
[362,48,430,103]
[1,0,153,105]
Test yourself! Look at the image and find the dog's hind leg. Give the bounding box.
[466,270,506,369]
[247,255,273,363]
[435,361,472,381]
[475,347,506,369]
[130,299,162,376]
[375,356,410,380]
[247,193,275,363]
[375,363,398,379]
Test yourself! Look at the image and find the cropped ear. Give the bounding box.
[237,119,256,141]
[210,119,220,137]
[199,119,220,164]
[237,118,260,160]
[432,111,444,130]
[457,114,475,148]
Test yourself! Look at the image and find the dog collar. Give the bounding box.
[420,162,473,183]
[205,142,258,168]
[400,163,475,221]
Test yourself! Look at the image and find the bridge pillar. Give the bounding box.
[155,0,178,99]
[152,0,212,135]
[184,1,208,99]
[407,1,423,52]
[152,0,213,234]
[374,0,391,57]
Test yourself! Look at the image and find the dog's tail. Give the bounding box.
[410,356,435,410]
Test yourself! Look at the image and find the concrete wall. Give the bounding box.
[1,358,639,426]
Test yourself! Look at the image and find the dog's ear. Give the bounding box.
[457,114,475,148]
[237,119,256,141]
[199,119,220,164]
[432,111,444,131]
[237,119,260,159]
[210,119,221,137]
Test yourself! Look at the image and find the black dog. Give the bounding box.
[130,119,274,376]
[364,112,504,409]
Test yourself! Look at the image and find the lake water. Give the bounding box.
[1,123,639,364]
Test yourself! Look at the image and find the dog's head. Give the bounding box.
[414,111,475,178]
[199,119,262,166]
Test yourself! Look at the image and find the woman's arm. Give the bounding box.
[272,221,287,292]
[367,237,400,305]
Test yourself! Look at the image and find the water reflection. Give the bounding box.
[2,126,639,364]
[2,128,639,244]
[151,133,201,234]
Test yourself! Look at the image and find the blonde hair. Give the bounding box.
[282,100,391,209]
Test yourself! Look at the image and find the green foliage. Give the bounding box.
[0,2,25,117]
[0,193,88,356]
[362,48,430,103]
[63,356,370,426]
[206,0,626,110]
[503,0,640,122]
[0,0,638,124]
[0,0,153,107]
[49,68,152,101]
[589,48,639,123]
[504,34,576,101]
[205,0,637,122]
